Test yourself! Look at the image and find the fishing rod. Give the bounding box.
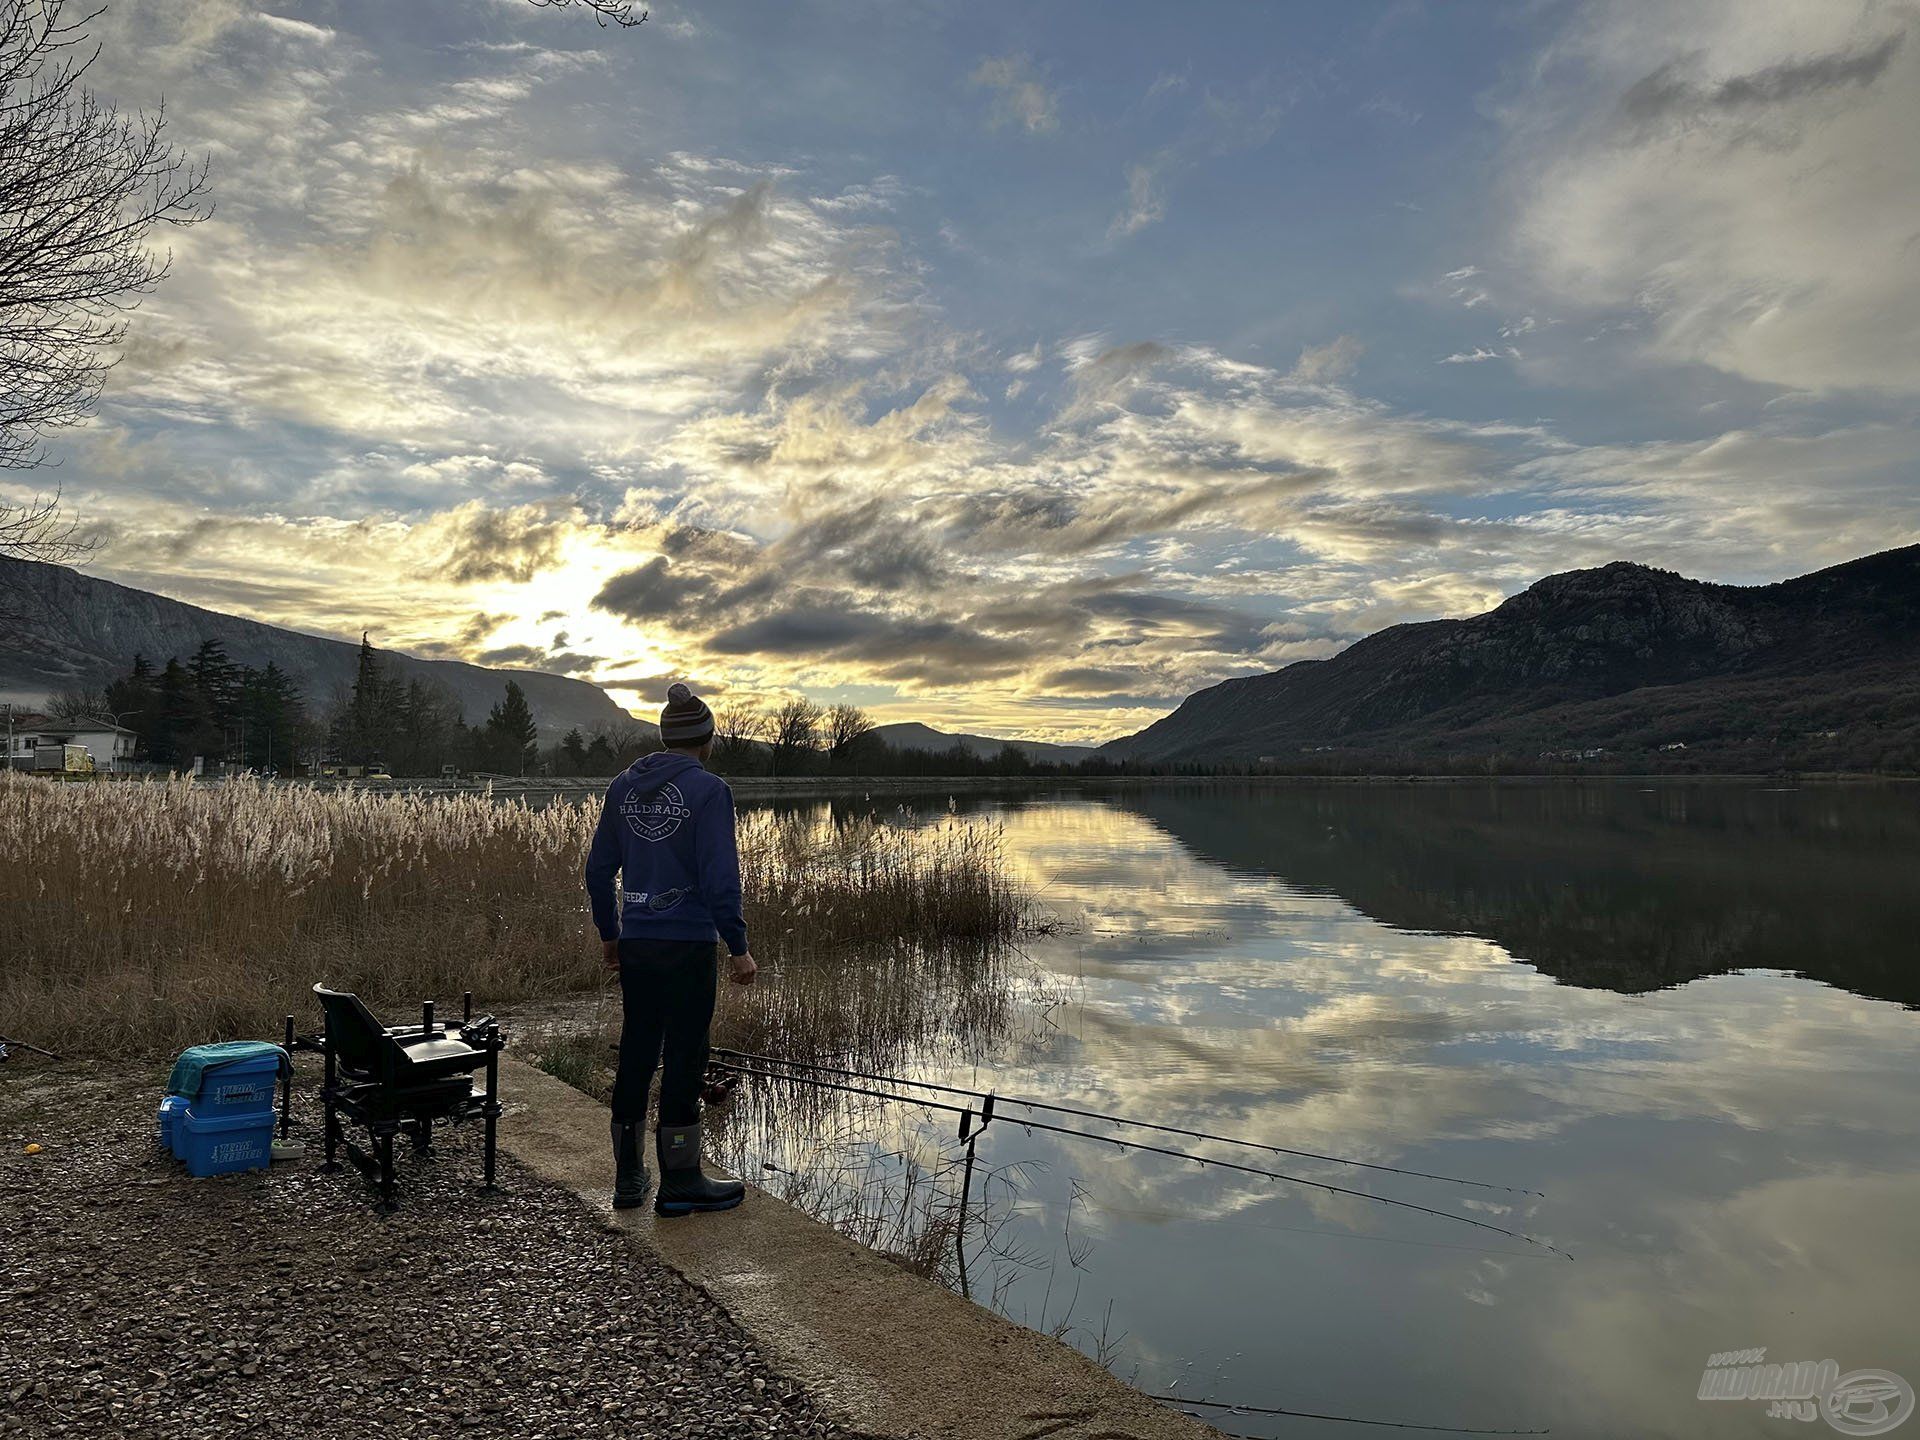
[1154,1392,1548,1436]
[0,1035,61,1061]
[712,1058,1570,1259]
[712,1047,1544,1196]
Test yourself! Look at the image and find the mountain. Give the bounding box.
[0,558,638,740]
[1108,547,1920,768]
[873,722,1097,765]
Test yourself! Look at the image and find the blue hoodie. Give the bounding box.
[584,752,748,955]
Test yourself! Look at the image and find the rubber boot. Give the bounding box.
[611,1118,649,1210]
[653,1121,744,1217]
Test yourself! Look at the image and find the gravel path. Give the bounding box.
[0,1057,883,1440]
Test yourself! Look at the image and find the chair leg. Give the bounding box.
[480,1023,502,1196]
[321,1095,341,1174]
[279,1016,295,1142]
[320,1036,341,1173]
[376,1128,397,1213]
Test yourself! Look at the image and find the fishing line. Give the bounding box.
[713,1058,1569,1259]
[1154,1392,1548,1435]
[712,1047,1544,1196]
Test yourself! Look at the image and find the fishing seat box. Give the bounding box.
[188,1053,281,1116]
[177,1051,280,1176]
[178,1109,274,1177]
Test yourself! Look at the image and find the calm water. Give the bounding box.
[727,782,1920,1440]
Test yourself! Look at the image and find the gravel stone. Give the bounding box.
[0,1060,883,1439]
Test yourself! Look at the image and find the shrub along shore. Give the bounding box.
[1,774,1022,1056]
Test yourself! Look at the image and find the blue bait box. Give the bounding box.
[156,1095,188,1151]
[193,1053,280,1116]
[178,1109,274,1177]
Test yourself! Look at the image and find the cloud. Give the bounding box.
[1110,156,1168,238]
[592,557,709,620]
[1005,343,1044,374]
[1108,74,1299,244]
[1620,31,1903,124]
[87,21,915,472]
[970,54,1059,134]
[1062,339,1174,409]
[1441,265,1491,309]
[475,643,544,667]
[706,603,1042,687]
[475,643,603,673]
[1288,336,1365,386]
[1145,70,1189,102]
[1033,664,1153,697]
[1509,0,1920,393]
[429,501,571,584]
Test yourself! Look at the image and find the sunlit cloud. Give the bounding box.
[1507,0,1920,393]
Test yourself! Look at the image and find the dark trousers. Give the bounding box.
[612,938,718,1127]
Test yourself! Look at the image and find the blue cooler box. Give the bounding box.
[178,1109,274,1177]
[193,1053,281,1116]
[156,1095,188,1151]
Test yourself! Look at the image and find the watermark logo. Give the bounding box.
[1700,1350,1913,1435]
[1826,1374,1918,1438]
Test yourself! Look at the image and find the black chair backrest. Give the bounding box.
[313,985,392,1078]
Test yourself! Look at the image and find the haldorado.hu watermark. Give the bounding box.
[1699,1349,1913,1435]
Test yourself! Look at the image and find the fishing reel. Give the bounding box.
[701,1063,740,1107]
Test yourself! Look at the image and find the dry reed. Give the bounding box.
[0,775,1022,1055]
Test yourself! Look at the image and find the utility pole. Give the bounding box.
[90,708,138,775]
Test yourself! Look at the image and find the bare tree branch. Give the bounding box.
[523,0,648,27]
[825,702,874,760]
[770,697,822,765]
[0,485,89,560]
[0,0,212,474]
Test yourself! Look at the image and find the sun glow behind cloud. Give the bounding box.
[26,0,1920,741]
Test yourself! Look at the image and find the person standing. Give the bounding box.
[584,683,757,1215]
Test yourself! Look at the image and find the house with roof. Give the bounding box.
[2,712,140,772]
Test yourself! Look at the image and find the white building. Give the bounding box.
[3,713,140,772]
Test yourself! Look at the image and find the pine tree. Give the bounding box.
[332,633,403,765]
[484,680,539,776]
[188,640,241,752]
[240,662,309,771]
[152,658,217,768]
[560,728,588,776]
[584,733,618,774]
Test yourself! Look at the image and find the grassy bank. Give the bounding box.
[0,774,1022,1055]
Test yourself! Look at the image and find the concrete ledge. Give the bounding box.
[498,1055,1213,1440]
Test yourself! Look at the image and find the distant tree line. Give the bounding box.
[691,698,1120,779]
[52,635,646,777]
[328,635,549,776]
[51,641,313,770]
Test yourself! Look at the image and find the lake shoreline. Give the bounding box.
[214,769,1920,801]
[503,1052,1217,1440]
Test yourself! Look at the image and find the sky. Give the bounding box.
[32,0,1920,740]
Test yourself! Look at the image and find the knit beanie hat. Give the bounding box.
[659,682,714,746]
